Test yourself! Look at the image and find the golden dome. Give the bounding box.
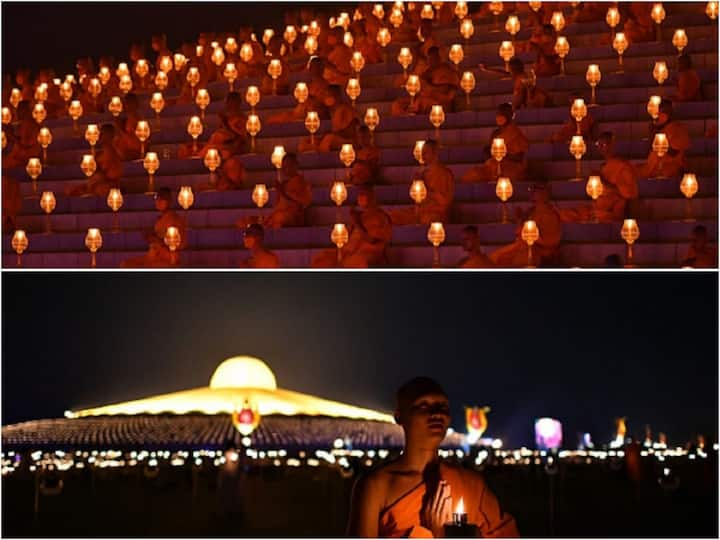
[209,356,277,390]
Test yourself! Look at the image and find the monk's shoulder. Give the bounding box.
[354,461,393,498]
[446,463,488,491]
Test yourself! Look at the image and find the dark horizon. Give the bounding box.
[2,272,717,449]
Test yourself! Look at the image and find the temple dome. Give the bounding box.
[209,356,277,390]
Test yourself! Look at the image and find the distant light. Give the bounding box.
[663,468,670,476]
[241,437,252,447]
[333,438,344,449]
[492,439,503,449]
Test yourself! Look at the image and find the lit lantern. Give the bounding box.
[26,158,42,195]
[647,95,661,120]
[586,175,604,222]
[159,56,173,73]
[85,228,102,268]
[505,15,520,42]
[98,67,111,86]
[244,86,260,115]
[460,71,476,108]
[107,188,123,232]
[10,88,22,109]
[240,43,254,63]
[150,93,165,127]
[373,3,385,19]
[606,7,620,40]
[304,36,318,55]
[651,133,669,177]
[410,178,427,222]
[429,105,445,141]
[377,27,392,50]
[707,1,718,19]
[119,74,133,94]
[178,186,194,214]
[406,74,421,107]
[294,82,309,104]
[521,220,539,267]
[246,114,261,152]
[116,62,130,78]
[253,184,269,208]
[88,78,102,106]
[331,181,348,210]
[586,64,601,106]
[268,60,282,95]
[427,222,445,267]
[350,51,366,79]
[232,401,261,436]
[186,67,200,98]
[459,18,474,43]
[135,120,151,156]
[651,3,665,41]
[212,47,226,67]
[570,98,587,134]
[551,11,565,32]
[174,54,188,71]
[271,145,286,185]
[491,138,507,178]
[489,1,503,30]
[143,152,160,194]
[612,32,628,71]
[340,144,356,179]
[331,223,349,262]
[680,173,698,221]
[32,103,47,125]
[203,148,221,185]
[135,59,149,84]
[499,41,515,72]
[672,29,688,55]
[346,78,361,107]
[421,3,435,19]
[344,31,355,48]
[37,127,52,163]
[80,154,96,179]
[535,418,563,450]
[68,101,83,134]
[496,177,513,223]
[449,44,464,69]
[652,61,669,87]
[58,82,73,111]
[34,83,48,103]
[554,36,570,76]
[187,116,203,154]
[85,124,100,156]
[262,28,275,46]
[455,1,468,19]
[398,47,413,79]
[364,107,380,143]
[621,219,639,266]
[1,107,10,125]
[108,96,123,117]
[224,62,238,92]
[164,226,181,264]
[40,191,56,234]
[211,40,220,49]
[390,7,404,28]
[11,230,29,267]
[569,135,587,180]
[305,111,320,148]
[284,25,298,52]
[225,37,238,54]
[414,140,426,165]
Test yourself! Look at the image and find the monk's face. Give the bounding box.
[461,231,479,252]
[243,234,258,250]
[692,231,707,250]
[421,144,437,165]
[155,197,170,212]
[531,189,549,205]
[399,393,451,446]
[357,192,370,209]
[282,159,298,178]
[657,111,669,124]
[495,113,508,127]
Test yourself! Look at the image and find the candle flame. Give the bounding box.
[456,497,465,514]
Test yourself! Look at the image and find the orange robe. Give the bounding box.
[550,115,596,143]
[392,163,455,225]
[351,145,381,185]
[462,123,529,183]
[491,203,562,267]
[313,104,357,152]
[266,173,312,228]
[2,176,22,228]
[530,33,561,77]
[240,249,280,268]
[457,251,495,268]
[3,120,40,169]
[378,463,519,538]
[674,70,702,102]
[121,210,187,268]
[324,44,355,86]
[641,121,691,178]
[682,245,717,268]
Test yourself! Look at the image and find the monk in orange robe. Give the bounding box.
[253,153,312,229]
[112,93,143,161]
[456,226,495,268]
[239,223,280,268]
[352,22,383,64]
[351,126,381,185]
[462,103,529,183]
[477,58,551,110]
[323,27,355,87]
[490,183,562,267]
[528,25,561,77]
[261,36,291,96]
[67,124,123,197]
[637,99,691,179]
[303,85,359,153]
[571,2,607,23]
[549,95,598,143]
[2,175,22,232]
[121,187,187,268]
[622,3,655,43]
[312,184,392,268]
[267,59,330,125]
[560,131,639,223]
[392,46,459,117]
[681,225,717,268]
[1,101,40,169]
[346,377,519,538]
[391,139,454,225]
[671,54,702,102]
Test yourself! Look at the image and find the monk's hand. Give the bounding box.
[425,480,453,538]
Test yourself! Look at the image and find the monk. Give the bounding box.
[113,93,143,161]
[239,223,280,268]
[351,126,381,185]
[260,35,291,96]
[490,183,562,267]
[478,58,551,110]
[392,47,459,116]
[346,377,519,538]
[391,139,454,225]
[121,187,187,268]
[267,58,330,125]
[66,124,123,197]
[312,184,392,268]
[621,3,655,43]
[301,85,359,153]
[681,225,717,268]
[2,175,22,232]
[456,226,495,268]
[352,21,383,64]
[323,27,355,87]
[549,93,598,143]
[528,24,561,77]
[671,54,702,103]
[462,103,529,184]
[559,131,639,223]
[1,101,40,169]
[638,99,691,179]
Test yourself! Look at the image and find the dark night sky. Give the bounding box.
[1,2,347,76]
[2,272,718,449]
